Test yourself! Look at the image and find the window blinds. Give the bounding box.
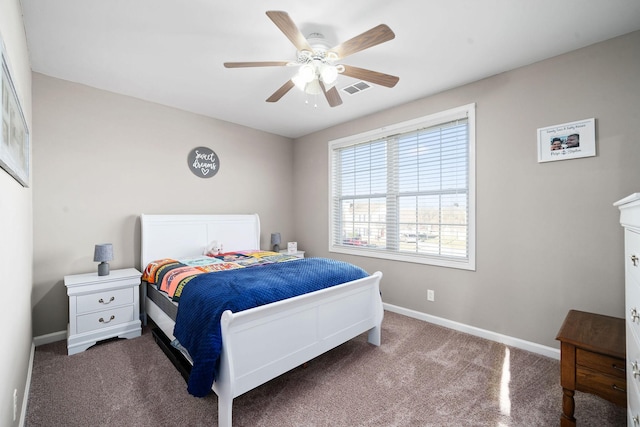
[330,116,470,265]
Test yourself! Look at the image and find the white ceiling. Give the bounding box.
[20,0,640,139]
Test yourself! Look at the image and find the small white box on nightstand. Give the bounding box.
[287,242,297,254]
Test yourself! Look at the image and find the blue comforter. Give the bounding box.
[173,257,369,397]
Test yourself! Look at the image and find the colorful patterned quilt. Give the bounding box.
[142,250,300,301]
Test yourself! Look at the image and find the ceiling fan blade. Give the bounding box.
[224,61,290,68]
[266,80,295,103]
[330,24,395,59]
[340,65,399,88]
[319,81,343,107]
[266,11,313,52]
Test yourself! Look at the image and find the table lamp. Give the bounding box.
[271,233,281,252]
[94,243,113,276]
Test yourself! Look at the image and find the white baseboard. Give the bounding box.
[33,310,559,360]
[33,330,66,347]
[383,303,560,360]
[19,343,34,427]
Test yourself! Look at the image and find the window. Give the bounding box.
[329,103,475,270]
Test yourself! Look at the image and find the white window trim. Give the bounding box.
[328,103,476,271]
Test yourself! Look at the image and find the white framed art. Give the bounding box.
[537,118,595,163]
[0,40,30,187]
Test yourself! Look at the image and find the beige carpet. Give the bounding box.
[26,311,626,426]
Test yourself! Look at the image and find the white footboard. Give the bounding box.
[146,271,383,427]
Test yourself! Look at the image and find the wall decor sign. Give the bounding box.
[187,146,220,178]
[537,118,595,163]
[0,41,30,187]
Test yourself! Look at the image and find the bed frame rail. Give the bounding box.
[146,271,383,427]
[214,271,383,426]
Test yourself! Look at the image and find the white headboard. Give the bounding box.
[140,214,261,267]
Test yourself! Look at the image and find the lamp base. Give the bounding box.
[273,244,280,252]
[98,262,110,276]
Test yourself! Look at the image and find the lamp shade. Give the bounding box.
[298,64,315,83]
[270,233,281,246]
[320,64,338,85]
[93,243,113,262]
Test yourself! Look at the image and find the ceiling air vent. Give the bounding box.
[341,81,371,95]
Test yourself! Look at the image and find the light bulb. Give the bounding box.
[298,64,315,83]
[321,65,338,85]
[292,74,306,91]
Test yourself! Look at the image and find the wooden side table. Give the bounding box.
[556,309,626,426]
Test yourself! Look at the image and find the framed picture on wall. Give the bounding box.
[0,42,30,187]
[537,118,595,163]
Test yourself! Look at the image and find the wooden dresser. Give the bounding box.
[616,193,640,425]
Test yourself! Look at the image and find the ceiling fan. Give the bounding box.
[223,11,399,107]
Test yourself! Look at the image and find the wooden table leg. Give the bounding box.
[561,387,576,427]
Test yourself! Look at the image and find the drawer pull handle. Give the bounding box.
[98,296,115,304]
[99,315,115,324]
[612,363,626,373]
[612,384,625,393]
[633,254,639,267]
[632,308,640,323]
[633,361,640,378]
[634,415,640,425]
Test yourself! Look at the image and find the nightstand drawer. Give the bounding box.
[577,348,626,379]
[576,366,627,407]
[76,305,134,334]
[76,287,133,314]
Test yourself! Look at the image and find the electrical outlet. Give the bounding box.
[13,388,17,421]
[427,289,435,302]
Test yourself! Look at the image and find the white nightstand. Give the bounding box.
[279,249,305,259]
[64,268,142,355]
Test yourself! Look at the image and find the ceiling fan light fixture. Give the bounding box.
[292,74,307,91]
[320,64,338,85]
[225,11,398,107]
[304,79,322,95]
[298,64,315,83]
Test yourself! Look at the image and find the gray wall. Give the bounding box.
[293,31,640,348]
[29,31,640,350]
[31,74,295,336]
[0,1,32,426]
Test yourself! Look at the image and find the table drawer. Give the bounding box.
[76,305,134,334]
[76,287,133,314]
[577,348,626,379]
[576,366,627,407]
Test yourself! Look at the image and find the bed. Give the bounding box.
[140,213,384,427]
